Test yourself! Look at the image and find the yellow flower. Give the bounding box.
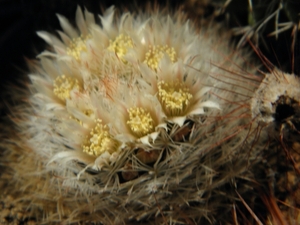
[127,107,155,138]
[125,14,200,72]
[53,75,80,101]
[107,34,133,62]
[50,94,123,170]
[66,35,91,60]
[82,119,119,157]
[157,80,192,116]
[140,59,220,126]
[37,6,95,61]
[144,45,176,71]
[110,82,166,145]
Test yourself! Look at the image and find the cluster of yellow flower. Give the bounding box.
[8,5,297,224]
[34,6,219,173]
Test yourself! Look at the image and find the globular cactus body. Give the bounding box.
[1,4,299,225]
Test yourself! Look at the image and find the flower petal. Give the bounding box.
[56,14,78,38]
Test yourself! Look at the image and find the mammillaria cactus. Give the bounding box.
[1,3,299,225]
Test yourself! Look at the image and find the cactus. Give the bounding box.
[0,2,300,225]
